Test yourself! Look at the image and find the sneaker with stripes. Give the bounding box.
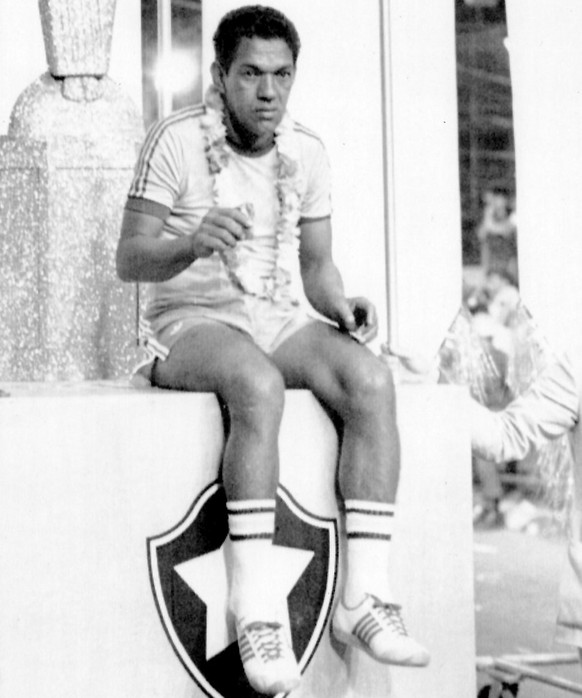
[236,618,301,694]
[332,594,430,667]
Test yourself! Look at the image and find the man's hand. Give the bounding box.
[336,296,378,344]
[190,207,252,258]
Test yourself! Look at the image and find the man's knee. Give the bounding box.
[226,363,286,421]
[344,355,395,409]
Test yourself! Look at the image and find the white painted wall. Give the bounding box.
[506,0,582,359]
[0,383,474,698]
[0,0,142,134]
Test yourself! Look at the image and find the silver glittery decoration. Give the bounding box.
[437,306,506,406]
[40,0,115,77]
[0,1,145,381]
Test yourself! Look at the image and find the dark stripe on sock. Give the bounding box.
[345,507,395,516]
[346,532,392,541]
[226,506,276,515]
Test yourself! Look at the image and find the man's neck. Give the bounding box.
[226,133,275,157]
[223,110,275,157]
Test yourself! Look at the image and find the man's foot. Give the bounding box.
[331,594,430,667]
[236,619,301,695]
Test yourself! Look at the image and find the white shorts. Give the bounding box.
[142,295,314,362]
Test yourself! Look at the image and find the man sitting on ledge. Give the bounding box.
[116,5,429,694]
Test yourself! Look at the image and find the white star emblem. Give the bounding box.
[175,539,314,661]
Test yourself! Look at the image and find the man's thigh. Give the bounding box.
[271,320,380,399]
[152,320,275,393]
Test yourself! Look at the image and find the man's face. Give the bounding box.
[485,192,509,221]
[216,37,296,148]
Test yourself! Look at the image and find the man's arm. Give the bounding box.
[117,209,194,282]
[299,217,377,343]
[116,206,251,283]
[469,352,579,463]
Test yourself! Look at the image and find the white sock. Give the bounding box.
[227,499,277,621]
[342,499,396,607]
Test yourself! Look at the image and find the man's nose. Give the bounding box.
[257,73,276,99]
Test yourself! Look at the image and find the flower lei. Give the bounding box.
[200,85,303,300]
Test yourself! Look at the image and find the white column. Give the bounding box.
[203,0,462,355]
[384,0,462,354]
[506,0,582,358]
[110,0,143,114]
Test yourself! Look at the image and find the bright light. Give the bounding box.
[154,50,199,95]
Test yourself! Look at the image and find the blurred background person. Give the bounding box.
[477,187,518,286]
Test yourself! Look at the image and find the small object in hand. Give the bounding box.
[237,202,255,238]
[350,306,368,343]
[353,306,368,327]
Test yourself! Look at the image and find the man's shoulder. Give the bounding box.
[145,104,207,147]
[291,120,325,147]
[289,121,328,170]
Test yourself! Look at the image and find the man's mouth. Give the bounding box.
[256,109,278,119]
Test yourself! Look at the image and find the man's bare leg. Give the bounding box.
[153,322,284,500]
[153,322,300,692]
[272,321,429,666]
[272,322,398,503]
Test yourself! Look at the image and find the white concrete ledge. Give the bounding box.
[0,382,474,697]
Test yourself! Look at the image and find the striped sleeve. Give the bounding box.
[127,106,205,210]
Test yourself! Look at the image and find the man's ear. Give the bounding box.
[210,62,225,91]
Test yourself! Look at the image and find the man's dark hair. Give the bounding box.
[213,5,301,72]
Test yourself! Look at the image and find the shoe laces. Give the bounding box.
[246,621,287,662]
[372,600,408,637]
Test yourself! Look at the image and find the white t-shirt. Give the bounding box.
[126,104,332,321]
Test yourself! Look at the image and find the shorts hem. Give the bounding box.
[555,623,582,648]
